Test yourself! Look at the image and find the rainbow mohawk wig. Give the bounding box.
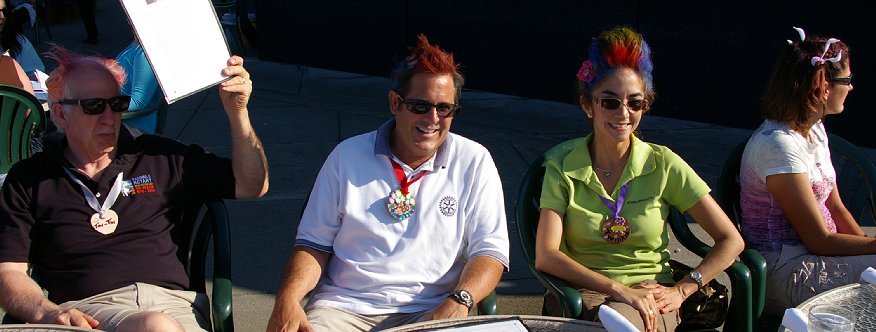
[580,27,654,96]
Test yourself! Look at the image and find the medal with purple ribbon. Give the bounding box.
[599,182,631,244]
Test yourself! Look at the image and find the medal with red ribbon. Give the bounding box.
[599,182,631,244]
[387,158,426,221]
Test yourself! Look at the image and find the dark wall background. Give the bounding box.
[255,0,873,147]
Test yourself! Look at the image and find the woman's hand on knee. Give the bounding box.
[615,286,659,332]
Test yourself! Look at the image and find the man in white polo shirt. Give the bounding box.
[267,34,510,332]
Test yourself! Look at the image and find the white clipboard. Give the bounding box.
[119,0,231,104]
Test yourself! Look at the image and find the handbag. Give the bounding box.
[669,259,729,331]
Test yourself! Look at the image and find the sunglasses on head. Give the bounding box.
[828,74,852,86]
[56,96,131,114]
[595,97,648,112]
[396,93,461,117]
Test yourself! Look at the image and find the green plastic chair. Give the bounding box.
[515,155,757,332]
[1,200,235,332]
[715,132,876,331]
[0,84,45,175]
[297,192,499,315]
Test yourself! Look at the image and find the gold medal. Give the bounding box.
[601,216,631,244]
[90,209,119,235]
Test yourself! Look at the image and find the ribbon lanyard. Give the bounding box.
[64,169,124,218]
[599,182,630,220]
[390,158,426,194]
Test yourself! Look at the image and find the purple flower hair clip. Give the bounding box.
[577,60,594,83]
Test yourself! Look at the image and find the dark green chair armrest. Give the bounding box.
[208,201,234,332]
[667,208,754,332]
[476,290,498,315]
[535,268,583,318]
[187,200,234,332]
[738,248,766,320]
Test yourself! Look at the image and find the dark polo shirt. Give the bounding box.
[0,127,235,303]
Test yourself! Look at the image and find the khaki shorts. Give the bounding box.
[306,306,434,332]
[762,244,876,315]
[544,283,680,332]
[59,282,210,332]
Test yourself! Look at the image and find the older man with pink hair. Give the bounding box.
[0,46,268,332]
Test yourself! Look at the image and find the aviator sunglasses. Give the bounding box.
[56,96,132,114]
[396,92,461,117]
[594,97,648,112]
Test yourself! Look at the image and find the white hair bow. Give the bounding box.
[787,26,806,44]
[810,38,842,66]
[787,27,843,66]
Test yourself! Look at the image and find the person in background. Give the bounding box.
[0,53,33,94]
[0,46,268,331]
[739,27,875,314]
[76,0,98,44]
[0,0,44,76]
[267,34,510,332]
[534,26,743,332]
[117,37,163,134]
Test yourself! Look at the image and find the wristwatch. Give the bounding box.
[690,270,704,289]
[450,289,474,309]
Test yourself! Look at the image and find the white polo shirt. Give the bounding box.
[296,119,510,315]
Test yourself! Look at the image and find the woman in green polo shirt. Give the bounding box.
[534,26,744,332]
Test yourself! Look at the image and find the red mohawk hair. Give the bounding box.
[391,34,464,102]
[405,34,460,75]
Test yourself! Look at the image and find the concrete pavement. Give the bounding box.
[15,1,876,331]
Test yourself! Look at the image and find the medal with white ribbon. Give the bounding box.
[387,158,426,222]
[599,182,631,244]
[64,169,124,235]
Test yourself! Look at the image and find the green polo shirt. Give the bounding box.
[540,134,710,286]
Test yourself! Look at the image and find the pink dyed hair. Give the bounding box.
[45,44,127,103]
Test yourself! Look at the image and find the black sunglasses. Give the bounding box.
[829,74,852,86]
[56,96,131,114]
[396,93,460,117]
[595,97,648,112]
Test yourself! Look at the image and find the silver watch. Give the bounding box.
[450,289,474,309]
[690,270,704,289]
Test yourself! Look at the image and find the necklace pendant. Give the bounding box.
[604,171,611,177]
[387,189,416,221]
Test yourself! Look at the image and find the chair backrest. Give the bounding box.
[514,155,585,318]
[515,155,544,270]
[827,133,876,226]
[0,84,45,174]
[1,200,234,332]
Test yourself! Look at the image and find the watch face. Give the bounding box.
[455,290,473,308]
[459,290,472,302]
[690,271,703,287]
